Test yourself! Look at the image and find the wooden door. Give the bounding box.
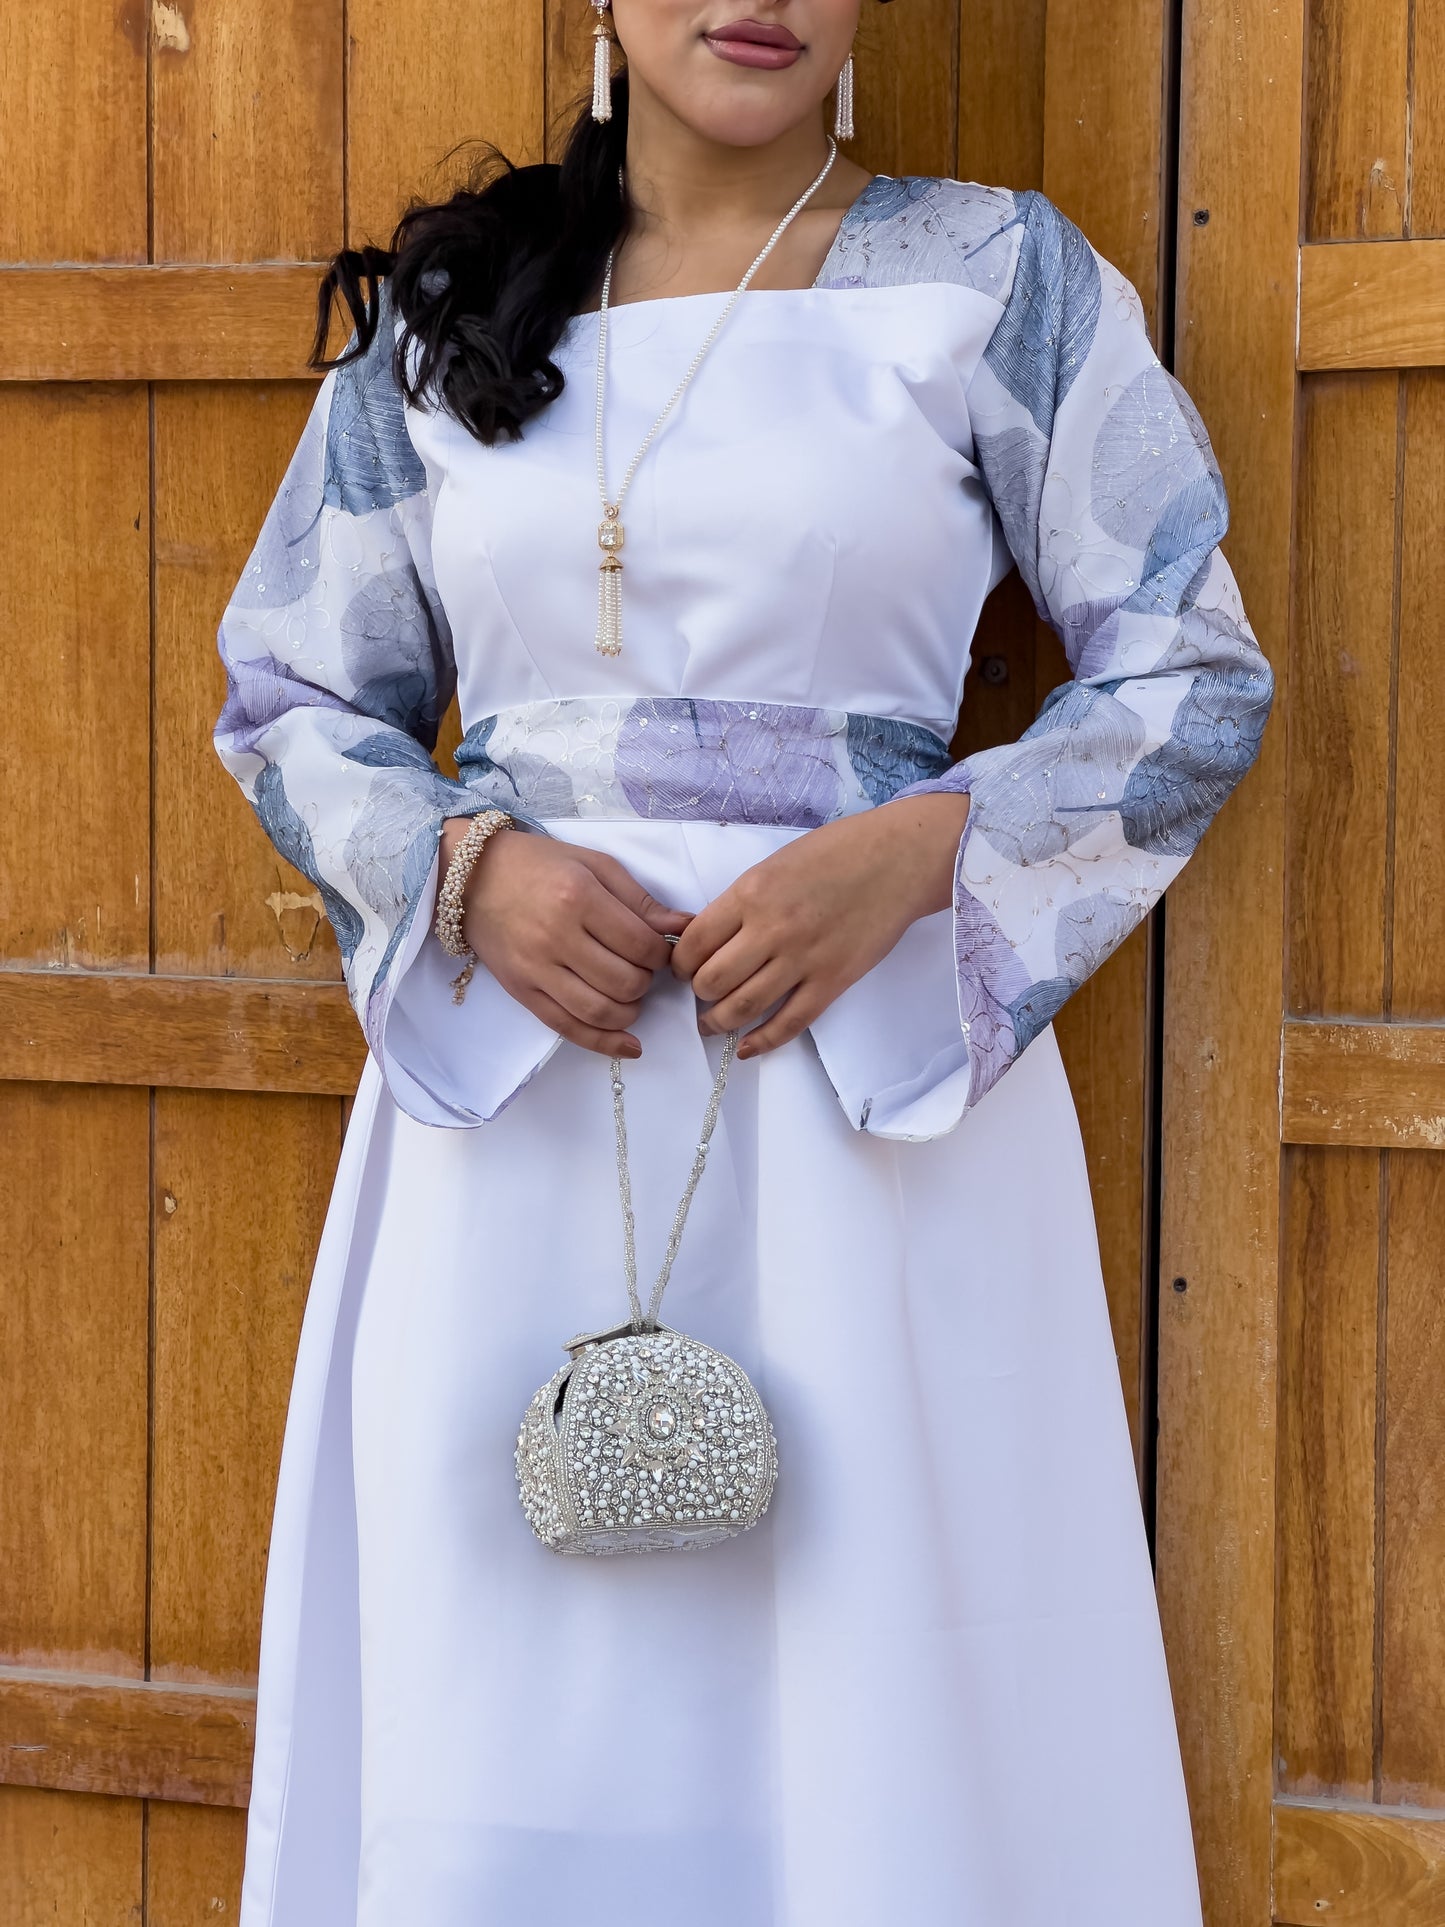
[0,2,1168,1917]
[1161,0,1445,1920]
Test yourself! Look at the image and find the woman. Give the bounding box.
[215,1,1273,1921]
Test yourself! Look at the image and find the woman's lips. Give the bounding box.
[704,18,805,69]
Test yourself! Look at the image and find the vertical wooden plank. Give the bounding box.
[0,388,150,970]
[853,0,958,181]
[151,1091,340,1685]
[153,380,343,981]
[1380,1150,1445,1807]
[0,1789,142,1927]
[152,0,344,262]
[1288,375,1397,1018]
[347,0,546,246]
[0,1083,149,1675]
[1304,0,1409,239]
[1410,3,1445,237]
[146,1796,247,1923]
[1042,0,1163,319]
[1391,372,1445,1018]
[956,0,1046,193]
[0,0,146,262]
[1162,0,1300,1916]
[1275,1145,1379,1800]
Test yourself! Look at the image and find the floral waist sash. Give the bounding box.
[453,697,952,828]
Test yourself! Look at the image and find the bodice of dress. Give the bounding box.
[405,283,1012,746]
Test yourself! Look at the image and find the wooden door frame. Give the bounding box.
[1158,0,1299,1920]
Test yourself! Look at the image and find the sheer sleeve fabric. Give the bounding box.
[897,190,1275,1108]
[213,288,551,1124]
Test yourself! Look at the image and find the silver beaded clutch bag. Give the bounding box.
[515,1032,779,1555]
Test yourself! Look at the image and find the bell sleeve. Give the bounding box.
[214,285,554,1125]
[894,190,1275,1111]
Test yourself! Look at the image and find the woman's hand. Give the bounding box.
[670,793,970,1059]
[442,819,692,1058]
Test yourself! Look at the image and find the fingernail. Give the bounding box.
[623,1040,642,1058]
[737,1043,755,1060]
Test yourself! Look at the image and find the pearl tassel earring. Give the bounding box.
[591,0,614,123]
[833,46,855,142]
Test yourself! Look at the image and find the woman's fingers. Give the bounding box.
[696,957,797,1036]
[545,964,645,1034]
[735,984,826,1060]
[671,896,744,982]
[576,849,693,955]
[569,933,653,1005]
[524,986,641,1059]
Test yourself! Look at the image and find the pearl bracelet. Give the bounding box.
[435,809,514,1004]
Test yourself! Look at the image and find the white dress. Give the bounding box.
[215,175,1273,1926]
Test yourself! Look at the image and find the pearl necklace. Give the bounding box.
[591,139,838,657]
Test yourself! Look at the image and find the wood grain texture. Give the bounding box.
[1274,1800,1445,1925]
[1288,375,1396,1018]
[1391,373,1445,1017]
[956,0,1047,194]
[0,0,145,263]
[853,0,959,182]
[0,1085,149,1677]
[0,1671,254,1806]
[1162,0,1300,1917]
[1410,2,1445,237]
[1304,0,1409,240]
[347,0,546,247]
[0,267,335,380]
[151,1092,339,1685]
[0,973,363,1094]
[1380,1151,1445,1806]
[146,1802,248,1925]
[1275,1146,1379,1799]
[153,381,345,980]
[0,387,150,970]
[0,1788,141,1927]
[152,0,344,263]
[1281,1021,1445,1150]
[1299,241,1445,371]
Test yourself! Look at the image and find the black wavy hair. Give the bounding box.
[310,75,632,448]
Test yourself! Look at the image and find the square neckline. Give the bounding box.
[568,170,890,320]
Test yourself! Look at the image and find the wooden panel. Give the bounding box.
[1162,0,1300,1916]
[854,0,959,181]
[1275,1147,1378,1799]
[0,974,363,1095]
[0,387,150,970]
[1380,1152,1445,1806]
[1299,242,1445,371]
[0,1086,149,1675]
[1392,373,1445,1017]
[1043,0,1163,319]
[1274,1800,1445,1925]
[151,1092,339,1685]
[146,1803,247,1926]
[0,1788,141,1927]
[152,0,344,263]
[1288,375,1396,1017]
[0,268,332,381]
[0,1,145,263]
[1282,1022,1445,1150]
[347,0,546,247]
[0,1672,253,1806]
[956,0,1047,194]
[1304,0,1409,240]
[154,381,344,980]
[1411,4,1445,238]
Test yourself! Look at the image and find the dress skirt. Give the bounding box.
[238,821,1204,1927]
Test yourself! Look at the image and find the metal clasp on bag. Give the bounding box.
[562,1318,674,1359]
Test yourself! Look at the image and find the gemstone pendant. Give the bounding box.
[595,505,625,656]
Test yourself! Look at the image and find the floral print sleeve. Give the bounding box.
[896,188,1275,1108]
[213,284,533,1071]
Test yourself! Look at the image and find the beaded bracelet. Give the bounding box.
[435,809,514,1004]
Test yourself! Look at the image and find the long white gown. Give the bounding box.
[215,175,1273,1926]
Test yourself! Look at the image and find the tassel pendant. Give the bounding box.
[591,4,614,123]
[595,506,624,656]
[833,50,855,142]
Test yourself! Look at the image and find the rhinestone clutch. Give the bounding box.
[514,1030,779,1556]
[516,1320,778,1555]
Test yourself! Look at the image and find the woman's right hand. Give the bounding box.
[442,820,691,1058]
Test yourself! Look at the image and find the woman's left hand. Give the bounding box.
[670,793,971,1059]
